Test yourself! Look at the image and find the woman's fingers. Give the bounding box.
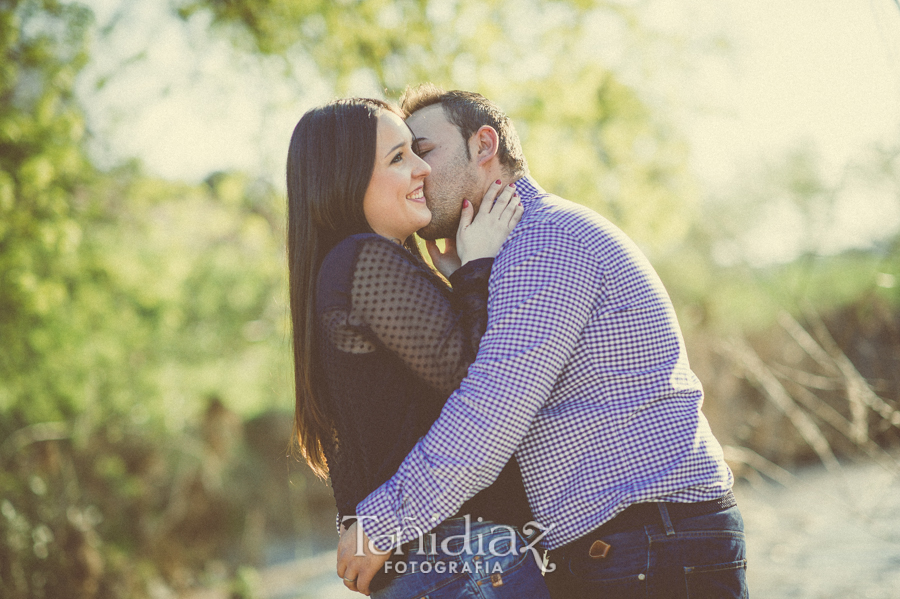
[477,180,522,221]
[455,180,523,264]
[478,180,505,217]
[488,183,516,216]
[507,198,524,228]
[498,189,520,224]
[475,181,522,230]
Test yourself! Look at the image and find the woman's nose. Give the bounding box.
[415,155,431,177]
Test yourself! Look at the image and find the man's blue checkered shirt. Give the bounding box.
[357,176,734,551]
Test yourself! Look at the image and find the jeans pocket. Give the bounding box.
[564,531,649,599]
[684,559,748,599]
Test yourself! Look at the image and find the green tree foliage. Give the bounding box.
[1,3,294,595]
[176,0,699,257]
[1,0,98,423]
[0,0,290,428]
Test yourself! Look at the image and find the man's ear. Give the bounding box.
[470,126,500,167]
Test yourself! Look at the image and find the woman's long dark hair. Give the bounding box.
[287,98,422,478]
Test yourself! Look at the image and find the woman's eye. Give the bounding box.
[391,152,403,164]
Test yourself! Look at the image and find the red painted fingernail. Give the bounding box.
[463,199,469,207]
[495,179,501,184]
[509,183,514,187]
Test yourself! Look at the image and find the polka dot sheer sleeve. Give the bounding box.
[320,234,492,397]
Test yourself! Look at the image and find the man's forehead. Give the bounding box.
[406,105,455,141]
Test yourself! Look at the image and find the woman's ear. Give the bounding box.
[470,126,500,166]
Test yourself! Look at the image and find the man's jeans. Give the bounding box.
[371,517,551,599]
[544,506,748,599]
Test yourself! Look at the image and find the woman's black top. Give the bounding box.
[315,233,532,532]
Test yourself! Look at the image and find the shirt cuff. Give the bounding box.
[356,479,449,552]
[355,480,405,552]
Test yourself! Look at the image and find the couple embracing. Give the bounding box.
[286,84,748,599]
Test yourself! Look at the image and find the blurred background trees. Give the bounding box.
[1,0,898,596]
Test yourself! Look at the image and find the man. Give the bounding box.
[337,84,748,598]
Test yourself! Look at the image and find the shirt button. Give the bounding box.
[638,573,646,581]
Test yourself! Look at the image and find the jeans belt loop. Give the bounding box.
[657,502,675,536]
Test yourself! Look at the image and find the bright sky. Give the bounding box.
[673,0,900,185]
[82,0,900,264]
[663,0,900,263]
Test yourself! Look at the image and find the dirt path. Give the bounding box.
[737,460,900,598]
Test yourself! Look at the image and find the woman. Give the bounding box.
[286,98,550,598]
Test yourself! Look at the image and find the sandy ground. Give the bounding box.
[267,460,900,599]
[736,460,900,598]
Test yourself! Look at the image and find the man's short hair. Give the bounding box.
[400,83,528,177]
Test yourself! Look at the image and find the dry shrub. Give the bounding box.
[688,294,900,480]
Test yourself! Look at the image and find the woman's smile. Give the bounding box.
[406,186,425,202]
